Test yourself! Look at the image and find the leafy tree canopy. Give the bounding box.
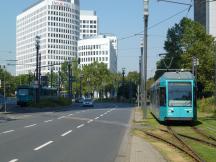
[154,17,215,94]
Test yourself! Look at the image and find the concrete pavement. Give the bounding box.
[129,108,167,162]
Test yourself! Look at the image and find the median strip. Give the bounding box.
[25,124,37,128]
[34,141,54,151]
[77,124,84,128]
[61,130,72,137]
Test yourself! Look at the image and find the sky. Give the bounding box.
[0,0,193,77]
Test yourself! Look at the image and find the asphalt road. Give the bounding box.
[0,102,133,162]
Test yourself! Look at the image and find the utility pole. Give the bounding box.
[80,74,83,98]
[58,69,61,96]
[140,42,144,110]
[35,36,40,103]
[51,67,53,88]
[122,68,126,98]
[3,65,6,113]
[28,71,31,86]
[138,85,140,108]
[143,0,149,119]
[68,62,72,99]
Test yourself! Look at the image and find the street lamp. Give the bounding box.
[35,36,41,103]
[87,78,90,98]
[80,74,83,98]
[142,0,149,119]
[3,66,6,113]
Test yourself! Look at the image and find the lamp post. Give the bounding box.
[51,67,54,88]
[143,0,149,119]
[80,74,83,98]
[3,65,6,113]
[87,78,90,98]
[35,36,41,103]
[68,62,72,99]
[122,68,126,98]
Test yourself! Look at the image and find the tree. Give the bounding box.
[82,62,111,98]
[126,71,140,85]
[154,17,215,95]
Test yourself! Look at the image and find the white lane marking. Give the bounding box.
[25,124,37,128]
[77,124,84,128]
[61,130,72,137]
[44,120,53,123]
[58,116,66,119]
[100,114,104,117]
[94,117,99,120]
[3,130,15,134]
[67,114,73,117]
[9,159,18,162]
[87,119,93,123]
[34,141,54,151]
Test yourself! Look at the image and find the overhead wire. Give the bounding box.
[119,6,191,41]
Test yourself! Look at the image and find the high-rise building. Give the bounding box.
[16,0,80,75]
[80,10,99,39]
[194,1,216,37]
[78,35,118,73]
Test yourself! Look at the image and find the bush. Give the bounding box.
[30,97,72,108]
[197,96,216,113]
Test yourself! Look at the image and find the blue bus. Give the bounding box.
[150,72,196,122]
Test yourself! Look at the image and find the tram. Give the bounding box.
[16,85,57,106]
[150,72,196,122]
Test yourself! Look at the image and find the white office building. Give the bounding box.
[16,0,80,75]
[194,1,216,37]
[80,10,99,39]
[78,35,118,73]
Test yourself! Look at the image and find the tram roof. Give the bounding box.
[160,72,194,80]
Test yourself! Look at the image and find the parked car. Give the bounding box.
[82,98,94,107]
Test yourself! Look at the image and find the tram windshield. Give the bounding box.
[18,89,29,96]
[168,82,192,107]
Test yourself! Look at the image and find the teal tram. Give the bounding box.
[16,85,57,106]
[150,72,197,122]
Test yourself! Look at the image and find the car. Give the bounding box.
[75,97,84,103]
[82,98,94,107]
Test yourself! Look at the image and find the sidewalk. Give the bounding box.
[115,107,167,162]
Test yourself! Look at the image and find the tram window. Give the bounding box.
[160,87,166,106]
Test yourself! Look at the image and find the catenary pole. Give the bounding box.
[143,0,149,119]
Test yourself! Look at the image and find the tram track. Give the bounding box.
[159,128,216,148]
[140,126,206,162]
[167,126,205,162]
[191,126,216,143]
